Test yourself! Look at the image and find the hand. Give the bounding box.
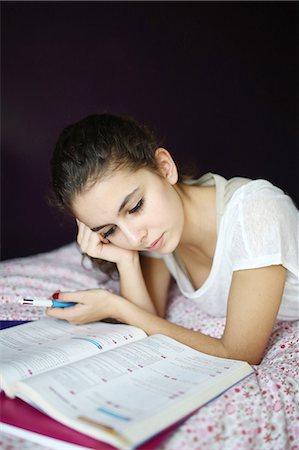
[76,219,137,266]
[46,288,123,325]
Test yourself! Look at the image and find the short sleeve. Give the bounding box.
[228,181,298,275]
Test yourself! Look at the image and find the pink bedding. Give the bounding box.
[1,243,298,450]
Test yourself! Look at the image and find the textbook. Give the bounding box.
[0,392,177,450]
[0,318,254,449]
[0,391,108,450]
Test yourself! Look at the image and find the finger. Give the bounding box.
[78,225,93,253]
[86,232,104,257]
[100,235,110,245]
[79,227,104,258]
[77,221,88,248]
[46,305,75,320]
[55,291,82,302]
[76,224,83,245]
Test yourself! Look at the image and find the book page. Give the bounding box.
[16,334,253,447]
[0,318,146,395]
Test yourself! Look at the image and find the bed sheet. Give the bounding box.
[0,242,298,450]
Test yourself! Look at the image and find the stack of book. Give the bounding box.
[0,318,254,449]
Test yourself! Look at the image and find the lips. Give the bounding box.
[146,234,164,251]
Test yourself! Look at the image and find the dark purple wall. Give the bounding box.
[1,2,297,260]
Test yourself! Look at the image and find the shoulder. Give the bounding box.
[228,178,297,218]
[222,179,298,272]
[233,178,284,200]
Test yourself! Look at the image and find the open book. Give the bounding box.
[0,318,254,449]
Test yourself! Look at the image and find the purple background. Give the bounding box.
[1,2,297,260]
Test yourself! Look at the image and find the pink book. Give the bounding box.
[0,392,176,449]
[0,321,177,449]
[0,320,253,448]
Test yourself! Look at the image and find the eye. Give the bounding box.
[101,226,117,239]
[129,198,144,214]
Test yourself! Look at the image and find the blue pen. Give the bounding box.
[19,297,76,308]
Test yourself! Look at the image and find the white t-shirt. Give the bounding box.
[142,173,299,321]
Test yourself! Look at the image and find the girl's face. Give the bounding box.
[72,150,185,253]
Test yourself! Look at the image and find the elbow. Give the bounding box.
[240,355,263,366]
[229,353,262,366]
[246,355,263,366]
[221,343,263,366]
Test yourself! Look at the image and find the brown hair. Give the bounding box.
[51,113,162,278]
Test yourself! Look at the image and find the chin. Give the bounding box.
[159,236,179,254]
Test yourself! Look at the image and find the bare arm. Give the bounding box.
[140,255,171,317]
[118,254,171,317]
[116,253,157,314]
[221,265,286,363]
[121,264,286,364]
[116,264,286,364]
[47,264,286,365]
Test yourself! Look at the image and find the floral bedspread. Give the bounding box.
[0,242,298,450]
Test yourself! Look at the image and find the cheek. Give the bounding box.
[154,190,182,223]
[146,191,171,220]
[109,234,131,249]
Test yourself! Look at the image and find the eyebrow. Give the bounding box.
[91,188,139,233]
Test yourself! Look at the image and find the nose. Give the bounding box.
[121,223,147,247]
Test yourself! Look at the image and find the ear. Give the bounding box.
[154,148,178,184]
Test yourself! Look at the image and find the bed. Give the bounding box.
[0,242,298,450]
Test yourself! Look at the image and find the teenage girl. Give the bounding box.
[47,114,298,364]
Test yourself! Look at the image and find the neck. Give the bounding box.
[175,182,217,257]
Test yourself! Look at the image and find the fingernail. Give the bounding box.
[52,292,59,299]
